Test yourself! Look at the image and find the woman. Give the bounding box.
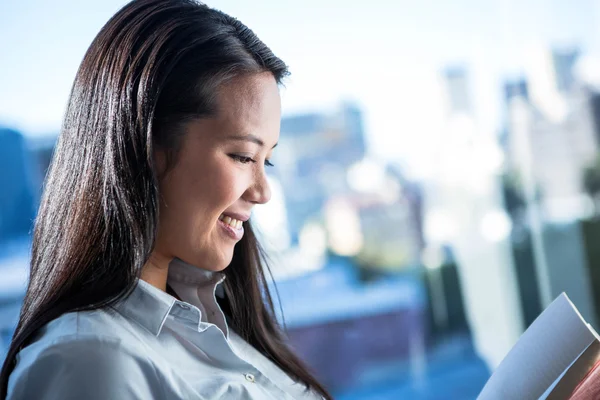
[0,0,333,399]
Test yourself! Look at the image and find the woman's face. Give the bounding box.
[153,72,281,272]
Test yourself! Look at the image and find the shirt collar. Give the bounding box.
[111,258,227,337]
[167,257,226,289]
[111,278,175,337]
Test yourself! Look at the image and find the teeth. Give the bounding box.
[219,214,243,230]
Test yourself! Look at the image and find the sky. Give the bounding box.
[1,0,599,171]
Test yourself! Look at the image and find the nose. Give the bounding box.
[245,169,272,205]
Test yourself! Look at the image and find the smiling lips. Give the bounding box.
[218,214,243,229]
[218,214,244,240]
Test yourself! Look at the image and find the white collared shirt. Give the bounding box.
[6,258,325,399]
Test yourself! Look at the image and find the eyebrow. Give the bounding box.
[225,134,278,149]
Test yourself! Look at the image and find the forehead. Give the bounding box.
[212,72,281,147]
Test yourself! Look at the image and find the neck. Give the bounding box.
[140,251,172,292]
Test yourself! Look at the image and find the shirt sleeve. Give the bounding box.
[7,337,164,400]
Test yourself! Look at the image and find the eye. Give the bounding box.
[230,154,255,164]
[230,154,275,168]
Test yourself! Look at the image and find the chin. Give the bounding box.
[210,256,232,272]
[215,265,230,272]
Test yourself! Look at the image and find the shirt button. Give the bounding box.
[244,373,255,383]
[178,303,190,310]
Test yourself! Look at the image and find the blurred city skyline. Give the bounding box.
[1,0,599,178]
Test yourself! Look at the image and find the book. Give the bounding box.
[477,293,600,400]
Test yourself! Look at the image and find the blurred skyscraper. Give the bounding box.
[443,67,473,115]
[553,48,580,93]
[503,46,599,329]
[0,128,36,243]
[504,80,529,104]
[423,66,523,369]
[273,103,368,245]
[506,48,599,221]
[590,92,600,143]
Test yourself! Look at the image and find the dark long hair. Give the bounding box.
[0,1,332,398]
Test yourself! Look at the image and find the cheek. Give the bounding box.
[160,154,247,225]
[204,169,245,207]
[192,159,246,211]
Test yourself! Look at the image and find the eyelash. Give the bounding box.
[230,154,274,167]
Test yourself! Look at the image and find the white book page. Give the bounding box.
[477,293,598,400]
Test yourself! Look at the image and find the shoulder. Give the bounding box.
[8,334,165,400]
[31,307,138,341]
[7,311,165,400]
[22,307,155,358]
